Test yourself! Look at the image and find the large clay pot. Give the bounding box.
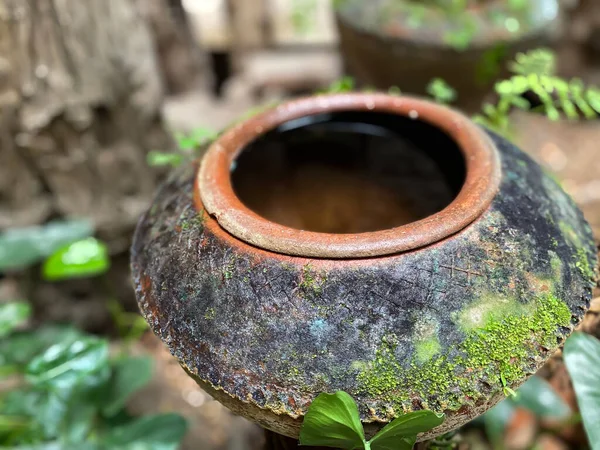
[335,0,562,112]
[131,93,596,441]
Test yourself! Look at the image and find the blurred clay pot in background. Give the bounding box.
[335,0,562,112]
[131,93,596,441]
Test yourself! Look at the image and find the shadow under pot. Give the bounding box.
[335,0,562,112]
[131,94,597,442]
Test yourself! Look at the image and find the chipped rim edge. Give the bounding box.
[197,93,502,258]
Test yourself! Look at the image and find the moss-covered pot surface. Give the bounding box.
[131,97,596,440]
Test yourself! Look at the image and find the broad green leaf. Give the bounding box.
[0,302,31,338]
[34,372,107,441]
[0,389,48,443]
[59,398,97,444]
[102,356,154,417]
[0,326,82,369]
[0,220,93,272]
[104,413,188,450]
[514,375,570,419]
[0,387,96,443]
[42,238,109,281]
[483,400,517,447]
[26,336,109,390]
[299,391,366,449]
[368,410,445,450]
[35,390,70,440]
[564,332,600,450]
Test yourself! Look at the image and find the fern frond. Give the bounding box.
[509,48,556,77]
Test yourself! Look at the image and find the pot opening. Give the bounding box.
[230,111,466,234]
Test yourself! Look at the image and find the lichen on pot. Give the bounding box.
[131,93,597,441]
[334,0,562,111]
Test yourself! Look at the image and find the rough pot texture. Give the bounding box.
[335,0,562,112]
[131,94,597,441]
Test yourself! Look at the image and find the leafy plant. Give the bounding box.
[0,220,93,273]
[107,298,150,345]
[148,127,218,168]
[42,238,110,281]
[0,302,31,339]
[564,332,600,450]
[299,391,444,450]
[474,48,600,135]
[0,302,187,449]
[321,76,356,94]
[426,78,457,104]
[481,375,572,447]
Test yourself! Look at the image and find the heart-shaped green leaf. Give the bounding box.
[299,391,366,449]
[43,238,109,281]
[368,410,445,450]
[564,332,600,450]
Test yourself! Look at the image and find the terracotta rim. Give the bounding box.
[198,93,501,258]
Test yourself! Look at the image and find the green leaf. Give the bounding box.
[586,88,600,115]
[147,151,184,168]
[26,336,109,391]
[426,78,457,104]
[35,390,70,440]
[31,371,108,441]
[570,80,597,119]
[0,326,82,369]
[514,375,571,419]
[322,77,355,94]
[564,332,600,450]
[104,413,188,450]
[368,410,445,450]
[0,220,93,272]
[42,238,109,281]
[102,356,154,417]
[0,302,31,338]
[509,48,556,76]
[4,443,99,450]
[59,398,97,444]
[483,400,516,447]
[299,391,366,449]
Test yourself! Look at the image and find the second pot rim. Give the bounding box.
[197,93,502,259]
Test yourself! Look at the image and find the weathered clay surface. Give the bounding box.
[131,131,596,439]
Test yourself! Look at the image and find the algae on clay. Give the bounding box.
[356,293,572,417]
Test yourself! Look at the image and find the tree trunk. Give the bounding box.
[0,0,174,331]
[0,0,171,251]
[136,0,210,95]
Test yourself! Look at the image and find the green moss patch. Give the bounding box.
[415,336,441,364]
[356,294,572,415]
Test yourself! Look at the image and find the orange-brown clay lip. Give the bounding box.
[197,93,501,258]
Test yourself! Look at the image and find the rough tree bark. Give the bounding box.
[0,0,175,330]
[0,0,171,251]
[136,0,210,95]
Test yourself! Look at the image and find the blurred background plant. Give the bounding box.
[1,0,600,448]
